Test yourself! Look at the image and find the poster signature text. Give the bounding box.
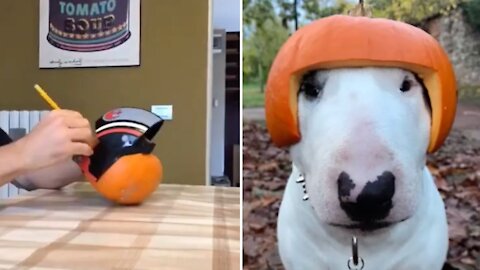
[49,58,83,67]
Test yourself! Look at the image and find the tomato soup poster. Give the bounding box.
[39,0,140,68]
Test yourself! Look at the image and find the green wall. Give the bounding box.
[0,0,209,185]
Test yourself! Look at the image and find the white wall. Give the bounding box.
[213,0,240,32]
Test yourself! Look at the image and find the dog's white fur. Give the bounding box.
[277,68,448,270]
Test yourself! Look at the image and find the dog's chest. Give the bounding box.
[277,167,448,270]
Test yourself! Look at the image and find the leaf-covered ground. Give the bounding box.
[243,121,480,270]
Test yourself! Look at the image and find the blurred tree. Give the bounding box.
[275,0,301,30]
[243,19,290,91]
[244,0,291,90]
[243,0,354,90]
[462,0,480,32]
[243,0,476,97]
[243,0,276,28]
[297,0,463,23]
[294,0,299,29]
[276,0,352,29]
[302,0,351,20]
[368,0,462,24]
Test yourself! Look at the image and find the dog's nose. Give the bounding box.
[338,171,395,222]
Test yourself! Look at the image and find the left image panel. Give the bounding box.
[0,0,241,269]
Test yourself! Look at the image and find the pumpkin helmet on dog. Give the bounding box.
[265,15,456,153]
[79,107,164,205]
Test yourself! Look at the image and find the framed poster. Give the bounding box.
[39,0,141,68]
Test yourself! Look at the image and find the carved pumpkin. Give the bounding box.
[265,15,456,152]
[79,107,164,205]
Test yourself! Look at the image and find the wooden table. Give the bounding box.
[0,183,240,270]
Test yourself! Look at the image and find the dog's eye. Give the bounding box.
[300,81,323,98]
[300,72,325,99]
[400,78,412,92]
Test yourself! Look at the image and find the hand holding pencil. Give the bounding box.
[10,84,99,170]
[34,83,98,146]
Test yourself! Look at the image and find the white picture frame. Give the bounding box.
[39,0,141,68]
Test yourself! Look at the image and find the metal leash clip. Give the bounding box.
[347,236,365,270]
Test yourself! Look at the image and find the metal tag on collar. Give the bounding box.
[348,236,365,270]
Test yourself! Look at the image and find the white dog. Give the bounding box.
[277,67,448,270]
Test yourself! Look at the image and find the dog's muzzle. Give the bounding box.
[297,172,408,231]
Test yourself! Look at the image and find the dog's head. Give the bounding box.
[290,67,431,230]
[264,15,457,231]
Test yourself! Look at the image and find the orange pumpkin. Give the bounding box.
[83,153,163,205]
[265,15,457,153]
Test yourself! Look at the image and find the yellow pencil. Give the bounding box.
[34,84,61,110]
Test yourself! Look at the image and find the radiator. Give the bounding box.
[0,110,50,198]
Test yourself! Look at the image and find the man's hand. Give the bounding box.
[14,110,97,172]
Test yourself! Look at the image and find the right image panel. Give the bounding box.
[242,1,480,269]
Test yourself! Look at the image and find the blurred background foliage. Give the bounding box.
[243,0,480,107]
